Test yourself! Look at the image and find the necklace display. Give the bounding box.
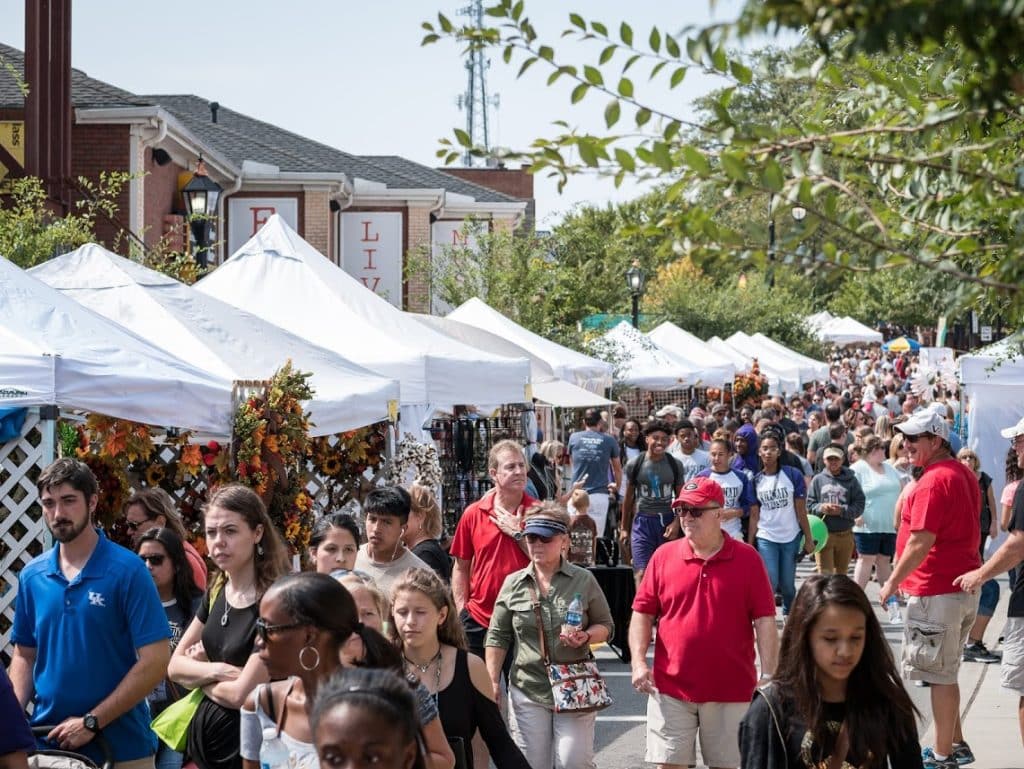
[404,648,442,697]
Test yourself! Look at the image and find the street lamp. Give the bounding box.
[768,198,810,286]
[625,260,646,329]
[181,158,222,268]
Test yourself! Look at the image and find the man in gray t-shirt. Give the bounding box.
[568,408,622,537]
[620,419,683,582]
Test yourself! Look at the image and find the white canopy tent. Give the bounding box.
[814,316,883,346]
[412,314,613,408]
[804,310,835,332]
[742,332,829,383]
[959,343,1024,555]
[592,322,696,390]
[31,244,401,436]
[707,335,798,394]
[448,297,613,394]
[0,255,232,433]
[647,322,736,387]
[194,216,531,429]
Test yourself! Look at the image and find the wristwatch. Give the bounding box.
[513,531,525,541]
[83,713,101,733]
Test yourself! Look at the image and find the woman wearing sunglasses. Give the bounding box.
[137,527,203,769]
[241,572,455,769]
[486,503,613,769]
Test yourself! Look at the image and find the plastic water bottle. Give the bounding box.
[260,727,289,769]
[886,596,902,625]
[563,592,584,634]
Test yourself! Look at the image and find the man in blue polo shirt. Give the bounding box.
[9,458,170,769]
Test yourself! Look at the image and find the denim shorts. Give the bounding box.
[853,532,896,557]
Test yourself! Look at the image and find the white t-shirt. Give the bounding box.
[753,466,806,544]
[708,469,746,540]
[669,447,711,481]
[354,544,431,595]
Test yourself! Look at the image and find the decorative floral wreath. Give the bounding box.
[385,432,443,489]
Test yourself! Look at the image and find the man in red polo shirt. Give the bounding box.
[630,477,778,769]
[451,439,534,659]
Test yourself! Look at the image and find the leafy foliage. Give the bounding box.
[422,2,1024,325]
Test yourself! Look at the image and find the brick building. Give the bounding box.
[0,43,532,311]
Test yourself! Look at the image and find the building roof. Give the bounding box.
[0,42,519,204]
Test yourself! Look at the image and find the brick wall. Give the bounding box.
[71,123,130,249]
[405,205,432,312]
[303,189,330,258]
[143,149,186,249]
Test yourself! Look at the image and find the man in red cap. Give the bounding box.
[629,477,778,769]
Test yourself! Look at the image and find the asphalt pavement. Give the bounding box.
[589,561,1023,769]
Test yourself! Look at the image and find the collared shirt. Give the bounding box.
[12,529,170,763]
[486,559,613,706]
[632,535,776,703]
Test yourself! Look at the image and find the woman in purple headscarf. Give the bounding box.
[731,423,760,479]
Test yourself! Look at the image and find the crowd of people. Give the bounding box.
[2,343,1023,769]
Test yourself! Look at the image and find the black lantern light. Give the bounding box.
[625,260,647,329]
[181,158,222,268]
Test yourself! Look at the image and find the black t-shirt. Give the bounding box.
[1008,482,1024,618]
[412,538,453,585]
[197,586,259,666]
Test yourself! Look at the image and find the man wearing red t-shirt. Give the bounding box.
[881,410,981,769]
[451,439,533,659]
[630,477,778,769]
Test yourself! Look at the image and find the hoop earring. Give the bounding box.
[299,645,321,671]
[256,542,264,557]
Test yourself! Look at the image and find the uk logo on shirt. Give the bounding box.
[88,591,106,607]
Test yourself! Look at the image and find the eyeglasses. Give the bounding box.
[525,533,555,544]
[255,617,304,642]
[139,554,166,566]
[126,517,154,531]
[675,506,720,518]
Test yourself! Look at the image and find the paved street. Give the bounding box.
[589,559,998,769]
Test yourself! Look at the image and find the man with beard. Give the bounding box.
[10,458,170,769]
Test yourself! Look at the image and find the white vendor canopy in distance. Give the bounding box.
[194,215,531,412]
[813,316,884,346]
[749,332,830,381]
[0,255,232,433]
[706,335,796,395]
[447,297,613,394]
[647,321,736,387]
[412,314,613,408]
[594,321,697,390]
[725,332,814,388]
[31,244,400,436]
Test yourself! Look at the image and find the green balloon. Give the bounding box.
[800,515,829,554]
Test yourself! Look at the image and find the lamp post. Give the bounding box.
[181,158,222,268]
[625,260,647,329]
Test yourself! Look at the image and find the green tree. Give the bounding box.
[423,3,1024,322]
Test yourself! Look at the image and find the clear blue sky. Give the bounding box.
[1,0,792,226]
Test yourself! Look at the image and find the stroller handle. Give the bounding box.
[30,726,115,769]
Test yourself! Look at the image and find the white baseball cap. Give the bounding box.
[1000,416,1024,440]
[894,411,950,441]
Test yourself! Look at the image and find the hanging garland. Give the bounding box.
[385,432,443,489]
[733,358,770,407]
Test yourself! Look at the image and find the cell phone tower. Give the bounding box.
[456,0,500,166]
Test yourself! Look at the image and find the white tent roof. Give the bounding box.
[743,332,829,382]
[448,297,612,394]
[814,316,883,346]
[412,314,612,407]
[194,215,530,409]
[30,244,400,436]
[804,310,835,332]
[647,322,736,387]
[593,322,696,390]
[0,256,232,433]
[708,335,799,394]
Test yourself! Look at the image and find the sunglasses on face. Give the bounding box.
[126,517,154,531]
[904,434,929,443]
[139,554,165,566]
[675,506,719,518]
[525,533,555,544]
[255,617,304,642]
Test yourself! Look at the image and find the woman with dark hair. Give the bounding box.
[308,512,361,574]
[125,487,208,590]
[312,667,428,769]
[137,527,203,769]
[617,420,643,498]
[392,568,529,769]
[739,574,922,768]
[167,484,290,769]
[240,572,455,769]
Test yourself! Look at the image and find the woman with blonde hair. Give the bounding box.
[527,440,566,501]
[168,484,290,769]
[406,482,451,583]
[887,431,912,483]
[393,568,530,769]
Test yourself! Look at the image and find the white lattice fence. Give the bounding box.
[1,409,55,658]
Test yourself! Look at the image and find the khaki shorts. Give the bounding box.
[645,691,747,767]
[1001,616,1024,696]
[901,592,978,685]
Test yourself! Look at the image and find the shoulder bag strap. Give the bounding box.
[526,583,551,665]
[753,687,788,766]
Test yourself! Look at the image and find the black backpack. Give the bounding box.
[627,451,684,497]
